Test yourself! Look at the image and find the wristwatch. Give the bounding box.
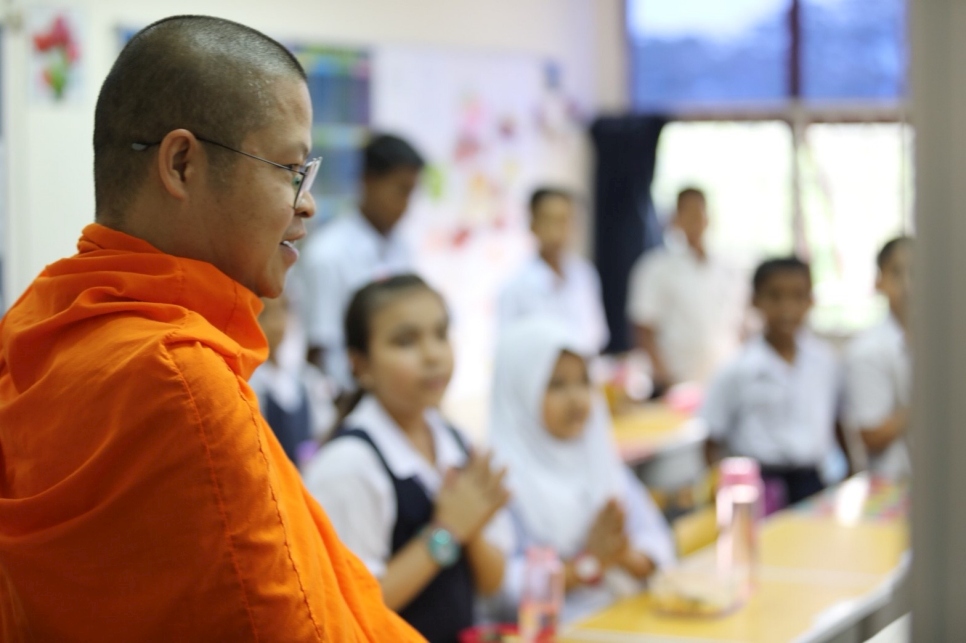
[573,552,603,585]
[424,524,461,568]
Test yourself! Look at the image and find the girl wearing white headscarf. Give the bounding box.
[489,318,675,622]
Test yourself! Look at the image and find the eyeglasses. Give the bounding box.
[132,135,322,209]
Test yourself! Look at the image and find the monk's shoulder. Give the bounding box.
[78,313,243,395]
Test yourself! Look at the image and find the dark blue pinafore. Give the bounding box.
[262,390,311,466]
[330,425,475,643]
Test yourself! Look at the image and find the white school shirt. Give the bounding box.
[700,333,841,468]
[626,240,747,383]
[249,360,337,443]
[493,466,675,625]
[498,255,610,354]
[302,395,512,578]
[299,211,412,390]
[844,316,911,480]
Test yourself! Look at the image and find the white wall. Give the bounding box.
[910,0,966,637]
[0,0,627,302]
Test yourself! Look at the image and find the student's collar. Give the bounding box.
[665,230,708,264]
[750,331,808,370]
[250,361,304,412]
[352,209,397,241]
[535,253,572,284]
[345,395,464,482]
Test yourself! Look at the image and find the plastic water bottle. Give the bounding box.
[518,547,563,642]
[716,457,763,601]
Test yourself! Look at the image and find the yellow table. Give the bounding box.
[611,403,703,464]
[611,404,709,504]
[565,477,909,643]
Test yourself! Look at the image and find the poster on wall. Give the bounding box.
[28,7,84,106]
[286,44,370,227]
[371,46,584,430]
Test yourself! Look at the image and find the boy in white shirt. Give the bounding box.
[498,188,610,354]
[300,133,424,391]
[844,237,913,480]
[701,257,841,507]
[626,187,746,392]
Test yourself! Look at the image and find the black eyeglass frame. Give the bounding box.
[132,135,321,209]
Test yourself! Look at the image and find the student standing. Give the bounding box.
[701,258,841,507]
[489,318,675,623]
[498,188,610,353]
[626,188,746,390]
[300,134,424,391]
[304,275,510,643]
[844,237,914,480]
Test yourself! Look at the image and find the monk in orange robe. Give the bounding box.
[0,15,423,642]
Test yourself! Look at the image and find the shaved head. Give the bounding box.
[93,15,307,222]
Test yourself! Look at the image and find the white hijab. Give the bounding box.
[489,318,624,557]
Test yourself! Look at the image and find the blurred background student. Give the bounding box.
[701,258,841,511]
[303,276,510,643]
[844,237,914,480]
[489,318,675,623]
[299,134,425,392]
[498,188,609,354]
[249,295,337,467]
[626,187,747,394]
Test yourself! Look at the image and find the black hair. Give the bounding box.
[334,274,441,427]
[529,186,573,219]
[677,186,706,210]
[93,15,306,223]
[753,256,812,294]
[363,134,425,178]
[877,236,913,270]
[344,273,439,356]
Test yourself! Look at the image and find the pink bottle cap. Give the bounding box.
[719,457,761,488]
[526,546,559,564]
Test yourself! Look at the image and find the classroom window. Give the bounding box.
[628,0,910,334]
[626,0,791,110]
[651,121,794,267]
[801,122,914,331]
[800,0,906,102]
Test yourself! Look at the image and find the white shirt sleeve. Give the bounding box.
[700,361,738,443]
[626,254,662,327]
[497,279,526,333]
[301,244,345,349]
[302,438,395,577]
[619,467,677,568]
[483,508,516,556]
[302,365,338,440]
[496,503,534,607]
[587,264,611,352]
[844,343,896,431]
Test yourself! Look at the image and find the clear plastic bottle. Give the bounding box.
[518,546,563,642]
[716,457,763,601]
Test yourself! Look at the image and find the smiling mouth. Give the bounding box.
[280,240,300,260]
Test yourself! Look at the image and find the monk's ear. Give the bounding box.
[156,129,201,201]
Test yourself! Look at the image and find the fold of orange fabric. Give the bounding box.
[0,224,423,642]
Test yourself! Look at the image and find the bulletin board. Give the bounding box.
[371,46,584,432]
[288,44,370,225]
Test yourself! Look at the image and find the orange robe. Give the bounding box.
[0,224,424,642]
